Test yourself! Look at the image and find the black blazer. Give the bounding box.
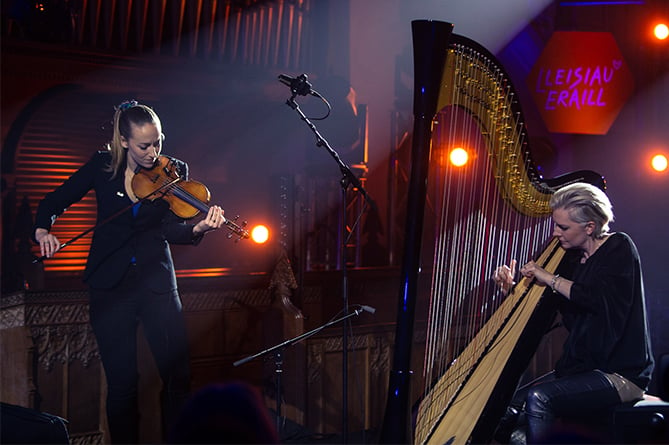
[33,151,203,291]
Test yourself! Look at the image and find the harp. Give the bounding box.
[379,20,604,444]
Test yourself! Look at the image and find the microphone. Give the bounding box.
[359,305,377,314]
[277,73,317,97]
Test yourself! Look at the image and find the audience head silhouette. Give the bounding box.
[170,381,279,444]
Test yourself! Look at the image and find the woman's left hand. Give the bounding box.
[519,261,553,287]
[193,205,225,235]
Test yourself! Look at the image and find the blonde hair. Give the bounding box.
[549,182,614,238]
[106,101,162,178]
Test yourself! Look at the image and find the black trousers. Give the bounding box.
[502,370,621,444]
[89,265,191,444]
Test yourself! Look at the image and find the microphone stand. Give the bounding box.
[233,306,373,438]
[282,84,375,442]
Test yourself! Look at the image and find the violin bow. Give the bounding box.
[32,176,230,263]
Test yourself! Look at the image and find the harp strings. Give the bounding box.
[419,42,554,433]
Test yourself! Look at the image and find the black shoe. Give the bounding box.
[494,407,521,444]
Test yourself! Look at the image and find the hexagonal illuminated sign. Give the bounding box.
[527,31,634,135]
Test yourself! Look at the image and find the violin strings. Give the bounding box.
[162,178,197,203]
[147,176,207,213]
[141,172,246,237]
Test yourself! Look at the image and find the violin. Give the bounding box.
[132,155,249,240]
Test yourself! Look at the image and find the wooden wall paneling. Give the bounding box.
[0,327,36,407]
[0,291,106,444]
[304,326,395,436]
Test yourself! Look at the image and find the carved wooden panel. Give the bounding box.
[0,290,105,445]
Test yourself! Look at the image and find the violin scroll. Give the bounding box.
[223,216,250,241]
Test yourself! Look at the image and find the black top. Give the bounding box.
[33,151,203,291]
[555,232,655,390]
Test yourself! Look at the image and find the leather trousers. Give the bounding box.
[499,370,622,444]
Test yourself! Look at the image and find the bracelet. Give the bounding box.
[551,274,560,293]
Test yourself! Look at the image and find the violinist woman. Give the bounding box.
[32,100,225,443]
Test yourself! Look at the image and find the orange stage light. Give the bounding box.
[250,225,270,244]
[449,147,469,167]
[653,23,669,41]
[651,154,668,172]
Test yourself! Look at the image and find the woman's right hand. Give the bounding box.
[35,228,61,258]
[493,259,517,295]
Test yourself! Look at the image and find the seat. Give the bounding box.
[612,394,669,444]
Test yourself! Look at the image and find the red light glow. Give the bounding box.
[176,268,233,278]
